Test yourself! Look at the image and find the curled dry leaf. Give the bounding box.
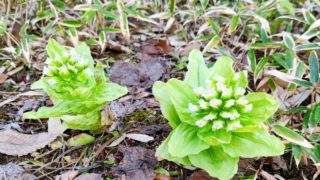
[0,163,36,180]
[0,118,66,156]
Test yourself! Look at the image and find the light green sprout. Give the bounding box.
[152,49,285,180]
[23,39,128,131]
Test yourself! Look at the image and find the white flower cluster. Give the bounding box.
[45,51,92,81]
[189,76,253,131]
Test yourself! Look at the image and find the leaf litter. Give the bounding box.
[0,118,66,156]
[111,146,158,180]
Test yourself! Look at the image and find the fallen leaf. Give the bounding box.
[287,90,312,107]
[17,99,40,119]
[0,90,44,108]
[125,133,154,143]
[141,40,173,55]
[154,174,172,180]
[74,173,102,180]
[100,107,115,126]
[55,170,79,180]
[272,156,288,171]
[108,133,154,147]
[0,118,66,156]
[110,59,167,90]
[178,42,201,57]
[0,163,36,180]
[108,134,127,147]
[107,40,132,54]
[189,171,214,180]
[111,146,158,180]
[238,158,256,173]
[260,170,276,180]
[164,17,175,33]
[0,74,8,84]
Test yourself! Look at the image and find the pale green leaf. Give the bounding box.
[239,92,279,124]
[166,79,199,125]
[278,0,295,15]
[184,49,210,88]
[308,51,319,84]
[168,123,210,157]
[222,129,285,158]
[152,81,180,128]
[247,49,256,72]
[156,132,191,165]
[229,15,240,33]
[68,133,95,147]
[188,147,239,180]
[209,56,235,82]
[62,110,101,131]
[197,128,231,146]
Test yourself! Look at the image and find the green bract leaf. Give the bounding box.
[198,128,231,145]
[234,71,248,90]
[156,132,191,166]
[62,110,101,131]
[209,56,235,82]
[239,92,279,124]
[46,38,67,61]
[188,147,239,180]
[184,49,210,88]
[222,129,285,158]
[168,123,210,157]
[152,81,180,128]
[166,79,198,125]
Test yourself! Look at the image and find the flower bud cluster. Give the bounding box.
[189,75,252,131]
[43,50,95,98]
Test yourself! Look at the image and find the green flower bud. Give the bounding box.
[212,120,225,131]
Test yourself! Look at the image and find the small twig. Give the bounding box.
[84,137,115,166]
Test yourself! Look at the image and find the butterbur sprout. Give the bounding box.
[152,49,285,180]
[23,39,128,131]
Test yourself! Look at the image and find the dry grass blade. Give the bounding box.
[117,0,130,42]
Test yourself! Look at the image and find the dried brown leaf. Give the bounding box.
[260,170,276,180]
[189,171,214,180]
[111,146,158,180]
[0,163,36,180]
[0,74,8,84]
[154,174,172,180]
[0,118,66,156]
[74,173,102,180]
[55,170,79,180]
